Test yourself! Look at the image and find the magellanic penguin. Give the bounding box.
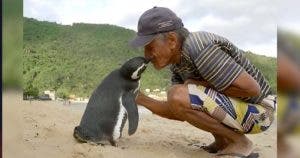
[74,56,149,146]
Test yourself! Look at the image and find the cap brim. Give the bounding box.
[129,34,156,48]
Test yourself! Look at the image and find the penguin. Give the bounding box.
[73,56,149,146]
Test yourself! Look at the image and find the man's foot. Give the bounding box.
[201,139,229,153]
[201,135,230,153]
[218,136,254,157]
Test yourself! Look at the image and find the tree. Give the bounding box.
[23,84,39,100]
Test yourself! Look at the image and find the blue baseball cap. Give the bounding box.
[129,7,184,48]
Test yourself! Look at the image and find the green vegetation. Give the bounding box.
[3,0,23,89]
[23,17,276,98]
[23,17,170,98]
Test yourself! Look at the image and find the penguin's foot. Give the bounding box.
[73,131,88,143]
[109,140,118,147]
[87,141,105,146]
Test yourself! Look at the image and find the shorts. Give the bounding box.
[188,84,276,134]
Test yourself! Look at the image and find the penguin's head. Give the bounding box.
[120,57,150,80]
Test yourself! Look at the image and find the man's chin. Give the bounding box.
[153,63,167,70]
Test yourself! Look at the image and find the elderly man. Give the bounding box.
[130,7,275,157]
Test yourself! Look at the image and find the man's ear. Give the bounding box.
[167,32,178,49]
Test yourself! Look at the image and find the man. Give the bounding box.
[130,7,274,157]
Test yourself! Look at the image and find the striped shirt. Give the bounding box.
[170,31,271,103]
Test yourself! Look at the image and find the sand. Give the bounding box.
[3,92,277,158]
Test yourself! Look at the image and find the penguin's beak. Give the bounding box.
[145,57,153,64]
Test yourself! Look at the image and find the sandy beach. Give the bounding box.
[3,92,277,158]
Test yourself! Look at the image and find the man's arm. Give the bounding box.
[221,70,260,97]
[184,70,260,98]
[185,35,261,98]
[135,91,183,121]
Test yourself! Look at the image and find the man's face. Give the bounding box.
[144,35,174,70]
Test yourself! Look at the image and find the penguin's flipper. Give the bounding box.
[122,92,139,135]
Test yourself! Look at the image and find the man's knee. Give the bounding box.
[167,85,190,116]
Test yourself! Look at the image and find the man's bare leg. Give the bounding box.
[136,91,228,153]
[175,104,253,156]
[136,87,230,153]
[136,85,253,156]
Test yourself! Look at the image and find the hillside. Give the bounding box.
[23,17,276,98]
[23,17,171,98]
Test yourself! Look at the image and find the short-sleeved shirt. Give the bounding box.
[170,31,271,103]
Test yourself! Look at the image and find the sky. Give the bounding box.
[24,0,279,57]
[278,0,300,34]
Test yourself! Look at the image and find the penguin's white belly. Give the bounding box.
[112,97,127,140]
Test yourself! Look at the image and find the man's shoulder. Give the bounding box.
[183,31,214,56]
[183,31,230,53]
[187,31,222,38]
[185,31,206,41]
[184,31,224,45]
